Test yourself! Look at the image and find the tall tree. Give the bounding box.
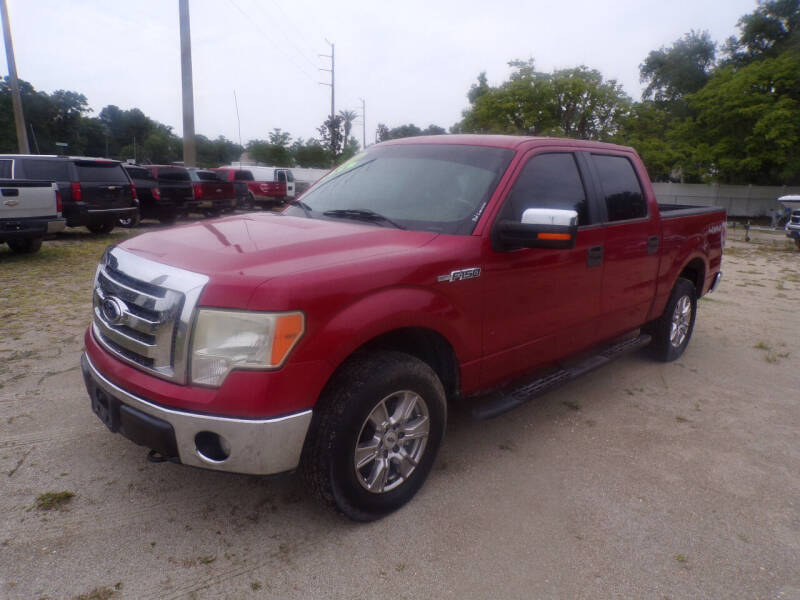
[459,59,631,139]
[339,110,358,145]
[723,0,800,66]
[640,30,717,105]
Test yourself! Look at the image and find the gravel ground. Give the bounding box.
[1,225,798,600]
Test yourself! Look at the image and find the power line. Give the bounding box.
[225,0,319,85]
[244,0,321,72]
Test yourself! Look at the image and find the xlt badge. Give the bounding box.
[438,267,481,283]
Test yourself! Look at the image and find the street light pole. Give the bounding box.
[179,0,196,167]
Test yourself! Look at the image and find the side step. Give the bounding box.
[469,334,651,420]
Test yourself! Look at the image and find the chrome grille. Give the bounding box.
[92,246,209,384]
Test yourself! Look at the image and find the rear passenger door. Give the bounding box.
[588,153,660,340]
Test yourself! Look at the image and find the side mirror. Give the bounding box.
[494,208,578,251]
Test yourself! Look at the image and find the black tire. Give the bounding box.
[300,351,446,521]
[248,193,256,210]
[7,237,42,254]
[645,277,697,362]
[87,221,115,235]
[118,212,141,228]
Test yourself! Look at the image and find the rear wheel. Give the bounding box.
[87,221,115,234]
[7,238,42,254]
[645,277,697,362]
[118,212,141,228]
[300,351,446,521]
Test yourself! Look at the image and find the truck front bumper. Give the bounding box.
[81,353,312,475]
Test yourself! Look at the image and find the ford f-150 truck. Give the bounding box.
[81,135,724,521]
[214,166,294,208]
[0,179,64,253]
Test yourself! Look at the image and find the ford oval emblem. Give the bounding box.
[102,296,127,325]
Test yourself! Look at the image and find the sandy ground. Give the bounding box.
[1,226,798,600]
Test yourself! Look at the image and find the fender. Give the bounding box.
[648,238,709,321]
[299,285,477,384]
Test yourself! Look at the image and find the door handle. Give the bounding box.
[647,235,659,254]
[587,245,603,267]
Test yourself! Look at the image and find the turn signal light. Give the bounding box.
[537,232,571,241]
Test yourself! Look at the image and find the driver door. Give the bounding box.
[480,150,605,386]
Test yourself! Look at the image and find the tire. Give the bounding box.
[7,238,42,254]
[794,237,800,251]
[645,277,697,362]
[87,221,115,234]
[118,212,141,228]
[300,351,446,521]
[248,193,256,210]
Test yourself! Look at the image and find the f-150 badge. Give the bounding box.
[438,267,481,283]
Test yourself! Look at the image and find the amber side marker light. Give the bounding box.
[271,313,305,365]
[537,232,572,241]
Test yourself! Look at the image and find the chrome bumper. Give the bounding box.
[82,353,312,475]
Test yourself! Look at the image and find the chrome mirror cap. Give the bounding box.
[521,208,578,227]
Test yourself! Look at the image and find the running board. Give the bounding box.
[469,334,652,420]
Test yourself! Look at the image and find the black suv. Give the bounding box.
[0,155,138,234]
[121,165,193,226]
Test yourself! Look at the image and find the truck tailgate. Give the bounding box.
[0,181,57,219]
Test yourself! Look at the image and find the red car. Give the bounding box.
[82,135,724,520]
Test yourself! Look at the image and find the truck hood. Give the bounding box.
[119,213,438,285]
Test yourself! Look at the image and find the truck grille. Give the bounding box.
[92,246,209,384]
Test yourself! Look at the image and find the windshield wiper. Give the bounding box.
[322,208,406,230]
[284,199,313,218]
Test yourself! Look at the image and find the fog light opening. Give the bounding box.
[194,431,231,463]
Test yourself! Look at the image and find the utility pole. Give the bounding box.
[1,0,30,153]
[359,97,366,149]
[233,89,242,159]
[318,40,334,121]
[179,0,196,167]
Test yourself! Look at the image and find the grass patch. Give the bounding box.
[561,400,581,411]
[74,582,122,600]
[674,554,688,563]
[35,490,75,510]
[198,555,216,564]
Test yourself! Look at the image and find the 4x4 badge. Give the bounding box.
[437,267,481,283]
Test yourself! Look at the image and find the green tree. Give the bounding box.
[460,59,630,139]
[640,30,716,105]
[291,137,330,167]
[339,110,358,144]
[723,0,800,66]
[318,115,344,164]
[681,51,800,184]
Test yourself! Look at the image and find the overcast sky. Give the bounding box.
[3,0,757,146]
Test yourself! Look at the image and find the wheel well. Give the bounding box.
[679,258,705,297]
[358,328,460,399]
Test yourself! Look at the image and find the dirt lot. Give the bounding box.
[1,225,798,600]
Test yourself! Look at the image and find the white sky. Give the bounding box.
[2,0,757,146]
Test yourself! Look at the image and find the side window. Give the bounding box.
[502,153,588,225]
[21,159,71,181]
[0,159,11,178]
[286,170,294,182]
[592,155,647,222]
[276,170,287,183]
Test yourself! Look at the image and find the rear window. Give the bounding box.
[22,159,71,181]
[75,161,129,183]
[194,171,222,182]
[124,167,154,180]
[157,167,191,182]
[0,159,11,178]
[235,170,254,181]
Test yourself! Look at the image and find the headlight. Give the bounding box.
[190,309,304,387]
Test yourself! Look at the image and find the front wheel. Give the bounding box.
[7,237,43,254]
[645,277,697,362]
[300,351,446,521]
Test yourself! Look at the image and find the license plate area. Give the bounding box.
[91,385,120,432]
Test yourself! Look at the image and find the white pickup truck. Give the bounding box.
[0,180,65,254]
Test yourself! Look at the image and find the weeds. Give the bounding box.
[35,490,75,511]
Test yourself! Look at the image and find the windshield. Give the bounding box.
[284,144,514,234]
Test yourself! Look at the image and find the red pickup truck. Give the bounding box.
[81,135,724,521]
[212,167,291,209]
